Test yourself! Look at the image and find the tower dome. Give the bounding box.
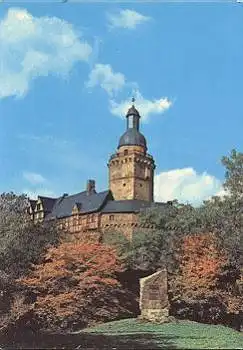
[118,129,147,149]
[118,99,147,150]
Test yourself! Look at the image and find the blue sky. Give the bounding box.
[0,1,243,205]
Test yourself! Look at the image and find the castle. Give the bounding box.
[27,101,169,239]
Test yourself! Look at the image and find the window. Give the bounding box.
[109,215,114,221]
[128,116,133,128]
[124,149,128,156]
[145,167,150,179]
[123,183,126,187]
[36,203,41,211]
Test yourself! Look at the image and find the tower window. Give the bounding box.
[109,215,114,221]
[124,149,128,155]
[123,183,126,187]
[128,116,133,128]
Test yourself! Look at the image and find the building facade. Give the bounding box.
[27,102,168,239]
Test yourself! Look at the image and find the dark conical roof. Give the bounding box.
[126,105,140,117]
[118,128,147,149]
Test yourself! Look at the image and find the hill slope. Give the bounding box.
[81,318,243,349]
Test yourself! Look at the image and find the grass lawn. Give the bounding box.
[80,318,243,349]
[2,318,243,349]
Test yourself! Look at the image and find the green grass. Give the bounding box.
[3,318,242,349]
[80,318,243,349]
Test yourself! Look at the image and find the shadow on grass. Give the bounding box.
[1,331,179,349]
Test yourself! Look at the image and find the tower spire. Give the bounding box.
[126,98,140,131]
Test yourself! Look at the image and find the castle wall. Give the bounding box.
[100,212,138,240]
[58,212,99,234]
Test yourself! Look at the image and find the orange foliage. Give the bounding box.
[20,242,125,330]
[172,232,243,325]
[178,233,228,297]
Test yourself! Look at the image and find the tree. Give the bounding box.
[125,202,205,273]
[0,270,37,339]
[0,192,62,278]
[101,230,130,259]
[20,242,134,332]
[171,232,243,329]
[222,149,243,197]
[125,149,243,329]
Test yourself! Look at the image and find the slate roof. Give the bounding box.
[126,105,140,117]
[118,129,147,149]
[39,196,57,213]
[45,190,112,219]
[101,200,167,213]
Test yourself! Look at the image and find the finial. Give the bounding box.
[131,97,135,106]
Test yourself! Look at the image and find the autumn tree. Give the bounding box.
[20,242,134,332]
[171,232,242,329]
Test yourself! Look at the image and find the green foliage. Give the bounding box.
[222,149,243,197]
[125,203,204,273]
[101,231,130,258]
[0,192,62,278]
[125,229,167,271]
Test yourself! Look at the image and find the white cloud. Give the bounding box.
[86,63,125,97]
[86,63,172,121]
[110,90,172,122]
[0,8,92,99]
[23,171,46,185]
[107,9,150,30]
[154,167,225,206]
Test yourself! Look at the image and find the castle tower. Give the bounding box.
[108,99,156,201]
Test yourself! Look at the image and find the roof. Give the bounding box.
[101,200,167,213]
[39,196,57,213]
[126,105,140,117]
[45,190,112,219]
[118,129,147,149]
[29,199,37,211]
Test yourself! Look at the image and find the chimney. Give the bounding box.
[86,179,96,195]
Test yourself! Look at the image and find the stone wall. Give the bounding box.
[100,212,138,240]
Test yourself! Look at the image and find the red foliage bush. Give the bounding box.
[20,242,133,332]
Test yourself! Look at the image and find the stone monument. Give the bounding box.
[139,269,169,323]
